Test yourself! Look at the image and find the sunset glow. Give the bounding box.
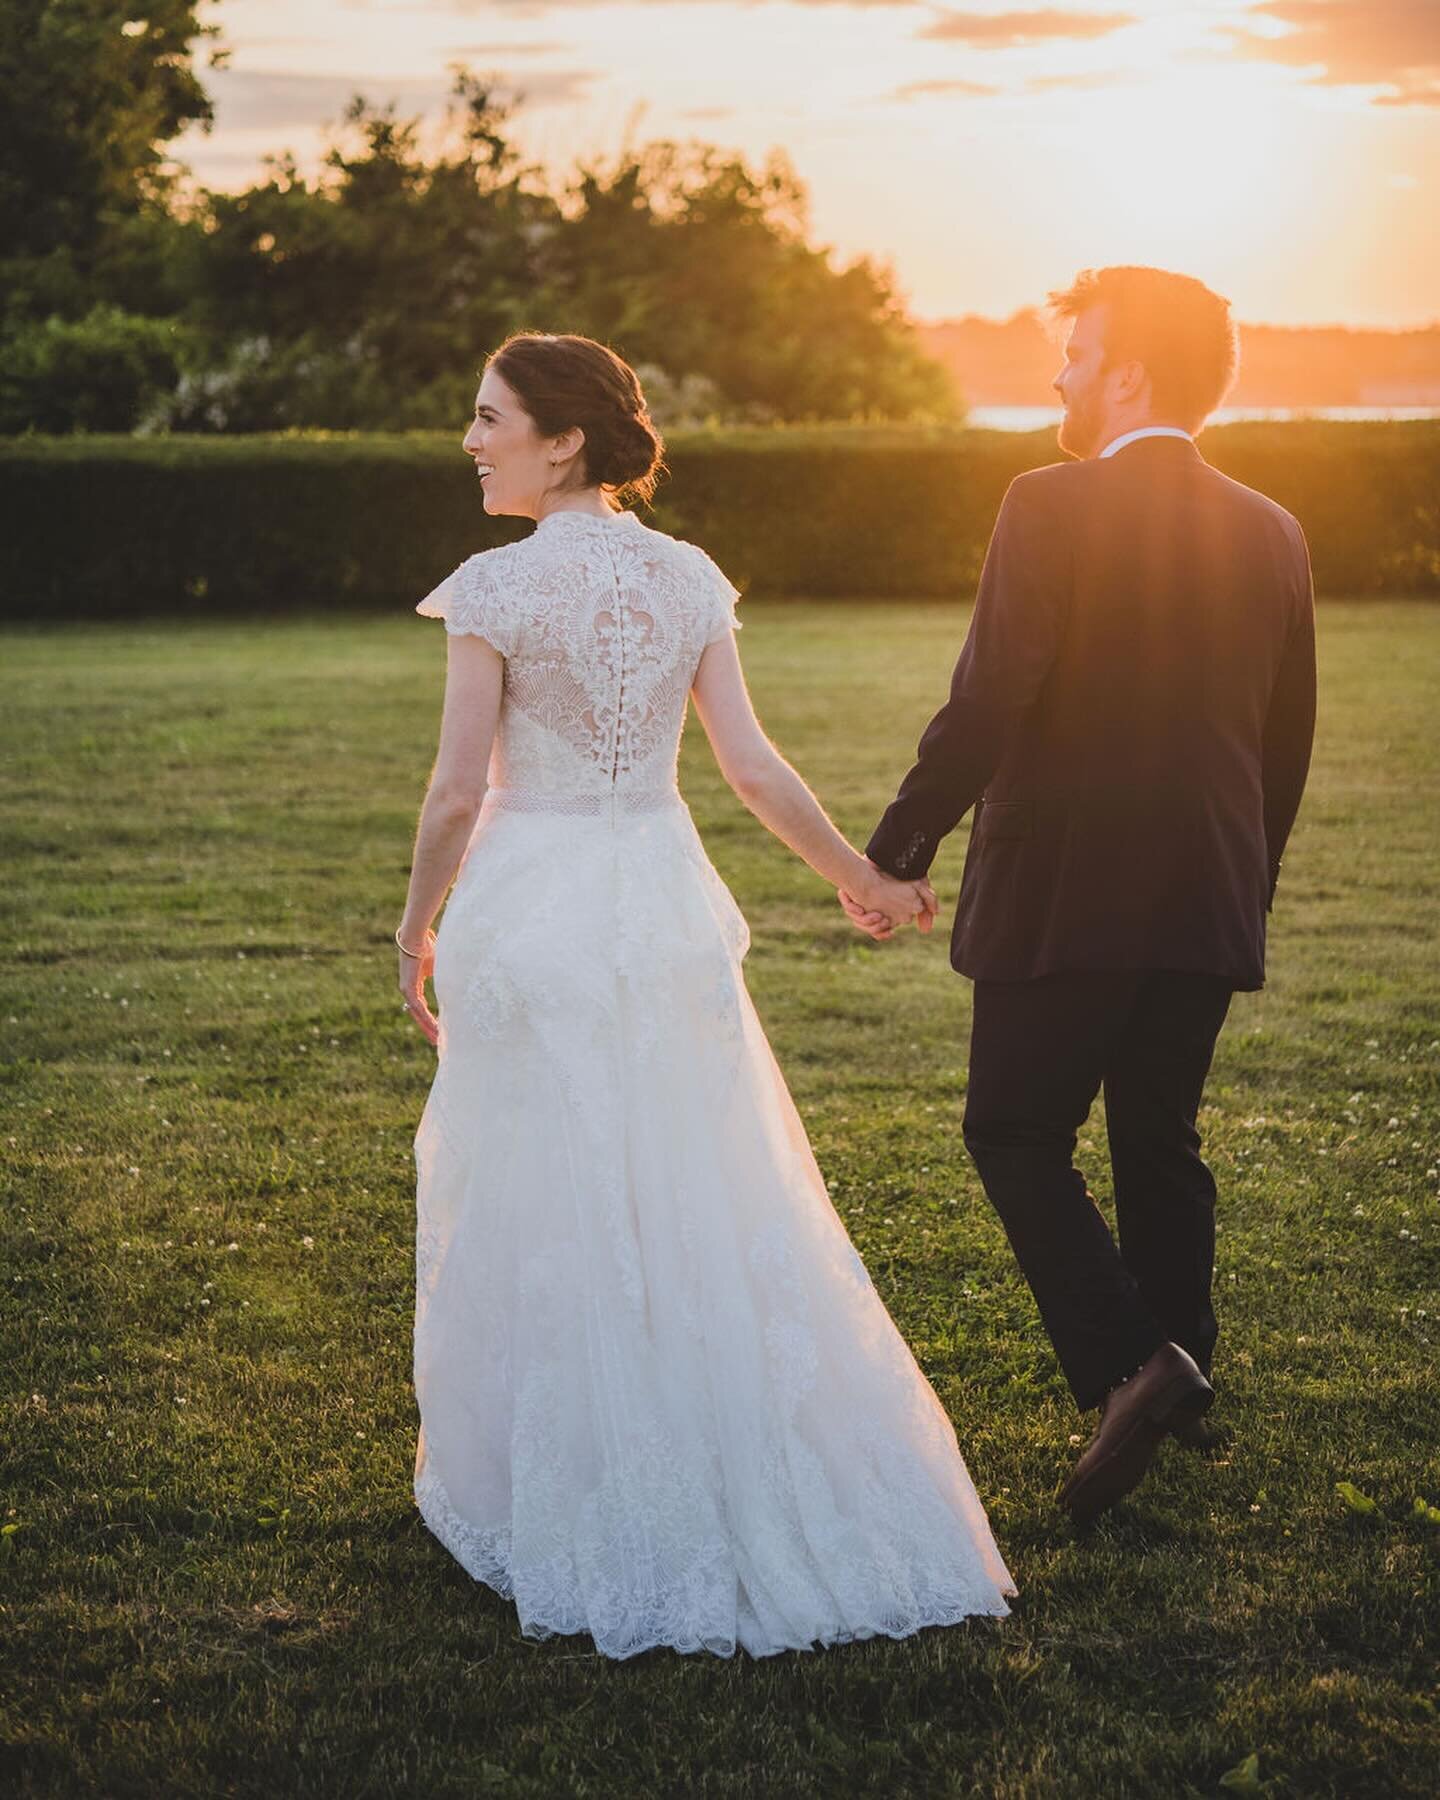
[177,0,1440,327]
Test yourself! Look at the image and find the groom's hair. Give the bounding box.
[1046,266,1239,431]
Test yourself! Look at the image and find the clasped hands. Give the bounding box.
[837,861,939,941]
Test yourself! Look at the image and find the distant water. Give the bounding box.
[968,405,1440,432]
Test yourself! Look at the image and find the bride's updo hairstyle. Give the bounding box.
[486,332,666,507]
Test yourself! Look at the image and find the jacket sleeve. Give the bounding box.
[1261,521,1318,910]
[866,473,1070,880]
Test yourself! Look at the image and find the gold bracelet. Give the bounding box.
[395,926,432,958]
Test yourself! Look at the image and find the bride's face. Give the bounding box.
[462,368,584,518]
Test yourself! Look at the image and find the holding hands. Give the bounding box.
[838,861,939,941]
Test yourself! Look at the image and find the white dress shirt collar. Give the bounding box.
[1098,425,1194,460]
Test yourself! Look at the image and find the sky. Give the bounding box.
[174,0,1440,328]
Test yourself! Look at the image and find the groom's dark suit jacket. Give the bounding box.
[866,435,1316,992]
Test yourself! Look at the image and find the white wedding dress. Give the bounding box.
[410,506,1017,1658]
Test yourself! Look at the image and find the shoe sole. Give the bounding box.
[1061,1373,1214,1525]
[1169,1415,1226,1450]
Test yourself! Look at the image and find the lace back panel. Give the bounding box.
[416,509,742,803]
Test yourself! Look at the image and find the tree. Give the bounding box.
[161,75,560,429]
[543,142,954,421]
[0,2,220,324]
[172,92,956,429]
[0,304,192,433]
[2,36,959,432]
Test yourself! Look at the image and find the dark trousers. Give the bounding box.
[962,968,1233,1412]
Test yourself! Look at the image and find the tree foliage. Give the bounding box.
[546,143,947,423]
[1,37,959,431]
[0,2,219,323]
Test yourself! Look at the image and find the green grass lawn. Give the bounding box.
[1,599,1437,1798]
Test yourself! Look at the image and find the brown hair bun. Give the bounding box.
[486,332,667,504]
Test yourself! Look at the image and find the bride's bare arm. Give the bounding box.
[399,634,504,937]
[396,635,505,1041]
[690,630,932,929]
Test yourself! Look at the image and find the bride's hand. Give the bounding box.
[397,928,440,1047]
[838,866,938,941]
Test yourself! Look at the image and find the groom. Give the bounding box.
[844,265,1316,1524]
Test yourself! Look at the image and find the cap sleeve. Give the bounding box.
[691,545,743,645]
[415,549,517,657]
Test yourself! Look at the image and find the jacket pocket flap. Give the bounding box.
[978,800,1032,840]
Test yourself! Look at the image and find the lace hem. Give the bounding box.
[413,1461,1015,1662]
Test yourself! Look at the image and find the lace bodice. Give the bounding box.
[416,509,742,801]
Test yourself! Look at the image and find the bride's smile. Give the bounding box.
[462,356,608,524]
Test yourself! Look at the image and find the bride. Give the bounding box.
[394,331,1016,1658]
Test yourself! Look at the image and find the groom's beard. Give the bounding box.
[1057,393,1103,460]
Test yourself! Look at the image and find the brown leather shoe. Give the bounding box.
[1060,1342,1214,1525]
[1169,1410,1229,1452]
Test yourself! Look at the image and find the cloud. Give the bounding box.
[888,77,1001,100]
[225,37,345,52]
[202,64,596,133]
[203,70,449,131]
[442,42,568,56]
[918,8,1136,47]
[398,0,925,11]
[396,0,1117,12]
[886,64,1142,102]
[1023,67,1135,91]
[1224,1,1440,108]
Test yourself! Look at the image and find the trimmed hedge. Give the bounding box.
[1,421,1436,620]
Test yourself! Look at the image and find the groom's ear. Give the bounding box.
[1110,357,1149,405]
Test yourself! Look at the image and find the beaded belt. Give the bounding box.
[483,785,683,817]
